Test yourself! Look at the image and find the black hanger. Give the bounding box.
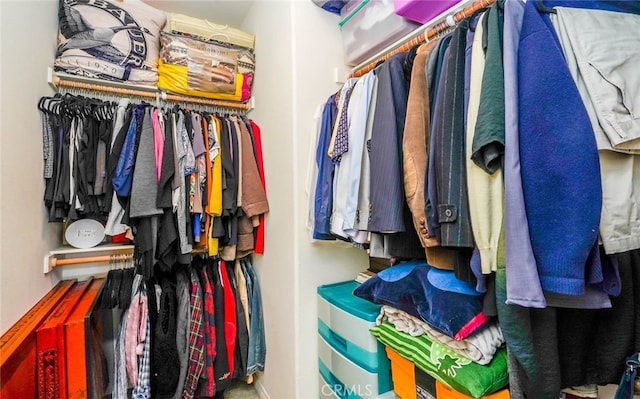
[110,268,123,309]
[38,97,48,113]
[98,269,115,309]
[467,7,487,32]
[106,103,115,121]
[41,96,57,115]
[536,0,557,14]
[52,98,63,117]
[119,268,135,309]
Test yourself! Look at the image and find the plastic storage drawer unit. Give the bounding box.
[317,281,393,398]
[320,368,399,399]
[320,372,341,399]
[339,0,419,66]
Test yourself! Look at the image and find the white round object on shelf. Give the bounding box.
[64,219,105,249]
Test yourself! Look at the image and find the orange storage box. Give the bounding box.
[385,347,510,399]
[386,346,418,399]
[435,381,510,399]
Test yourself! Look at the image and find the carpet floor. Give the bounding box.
[224,379,260,399]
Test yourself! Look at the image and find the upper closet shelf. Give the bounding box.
[47,68,255,111]
[348,0,491,77]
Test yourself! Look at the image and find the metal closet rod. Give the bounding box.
[350,0,496,78]
[52,75,251,111]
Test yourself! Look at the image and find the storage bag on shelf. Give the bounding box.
[165,12,256,102]
[169,12,255,51]
[54,0,166,85]
[157,31,249,101]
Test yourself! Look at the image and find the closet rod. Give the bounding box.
[51,75,251,111]
[350,0,495,78]
[49,253,133,269]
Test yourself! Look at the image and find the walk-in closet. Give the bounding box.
[1,0,639,398]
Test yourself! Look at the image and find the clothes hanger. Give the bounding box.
[536,0,557,14]
[50,98,61,117]
[119,263,135,310]
[98,269,114,309]
[38,97,49,113]
[45,96,60,115]
[467,7,487,32]
[96,102,106,122]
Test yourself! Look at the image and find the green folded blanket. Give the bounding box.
[370,322,508,398]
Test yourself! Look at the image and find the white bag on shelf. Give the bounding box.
[54,0,166,85]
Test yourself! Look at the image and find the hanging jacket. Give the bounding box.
[212,261,232,392]
[518,0,601,296]
[113,105,142,198]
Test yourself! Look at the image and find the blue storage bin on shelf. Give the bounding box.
[317,280,393,399]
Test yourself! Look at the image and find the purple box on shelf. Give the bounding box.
[393,0,463,24]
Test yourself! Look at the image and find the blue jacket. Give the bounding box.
[313,95,338,240]
[518,0,601,295]
[112,105,143,197]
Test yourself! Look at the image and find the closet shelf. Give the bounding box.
[44,243,134,274]
[47,68,255,111]
[349,0,494,78]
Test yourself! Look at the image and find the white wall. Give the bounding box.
[241,2,297,398]
[243,2,368,398]
[290,2,368,398]
[0,0,61,335]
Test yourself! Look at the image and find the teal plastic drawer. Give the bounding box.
[319,360,360,399]
[317,281,381,322]
[318,334,393,398]
[318,318,388,373]
[318,281,382,357]
[319,366,398,399]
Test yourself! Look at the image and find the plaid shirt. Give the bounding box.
[183,269,205,399]
[197,267,217,397]
[132,311,151,399]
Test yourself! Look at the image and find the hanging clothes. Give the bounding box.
[551,6,640,256]
[211,260,232,392]
[183,268,205,399]
[312,94,340,240]
[243,257,266,376]
[248,120,267,254]
[309,2,640,398]
[402,39,456,270]
[196,259,217,397]
[39,94,270,273]
[427,18,476,280]
[40,82,268,399]
[152,274,180,398]
[173,269,191,399]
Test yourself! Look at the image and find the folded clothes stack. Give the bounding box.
[354,261,509,398]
